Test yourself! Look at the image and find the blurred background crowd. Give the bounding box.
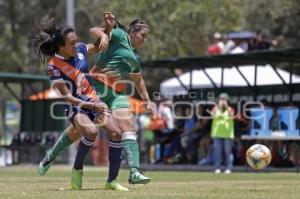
[133,95,300,172]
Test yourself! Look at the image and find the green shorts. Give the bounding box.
[94,81,130,111]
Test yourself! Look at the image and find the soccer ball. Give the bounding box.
[246,144,272,169]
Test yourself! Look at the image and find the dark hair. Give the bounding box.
[128,19,149,34]
[115,19,149,34]
[115,20,128,32]
[28,16,75,63]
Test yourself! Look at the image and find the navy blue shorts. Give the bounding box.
[66,106,100,127]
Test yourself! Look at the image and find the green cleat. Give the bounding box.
[128,171,150,185]
[38,151,53,176]
[71,168,83,190]
[105,180,129,191]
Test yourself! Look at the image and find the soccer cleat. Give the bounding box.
[38,151,53,176]
[224,169,232,174]
[128,171,150,185]
[105,180,129,191]
[71,168,83,190]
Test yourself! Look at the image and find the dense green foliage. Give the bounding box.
[0,0,299,93]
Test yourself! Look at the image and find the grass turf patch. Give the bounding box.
[0,165,299,199]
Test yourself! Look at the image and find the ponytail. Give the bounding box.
[115,20,128,32]
[28,16,74,63]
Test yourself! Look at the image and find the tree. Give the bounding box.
[242,0,300,48]
[101,0,242,59]
[99,0,243,93]
[0,0,65,73]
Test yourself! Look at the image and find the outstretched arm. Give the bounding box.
[53,81,109,115]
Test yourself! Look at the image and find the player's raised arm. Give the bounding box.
[87,27,109,54]
[86,38,101,54]
[87,12,116,54]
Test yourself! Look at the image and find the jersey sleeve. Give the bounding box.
[47,65,64,83]
[131,60,141,73]
[76,42,88,57]
[130,51,142,73]
[123,57,141,74]
[111,28,126,42]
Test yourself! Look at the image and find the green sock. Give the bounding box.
[48,131,73,161]
[122,139,140,174]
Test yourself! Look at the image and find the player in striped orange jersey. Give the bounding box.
[28,16,128,191]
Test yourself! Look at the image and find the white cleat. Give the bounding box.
[214,169,221,174]
[225,169,232,174]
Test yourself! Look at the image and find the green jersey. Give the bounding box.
[211,106,235,139]
[91,28,142,110]
[96,28,141,79]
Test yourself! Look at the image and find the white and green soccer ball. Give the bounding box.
[246,144,272,169]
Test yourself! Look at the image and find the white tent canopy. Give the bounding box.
[160,65,300,97]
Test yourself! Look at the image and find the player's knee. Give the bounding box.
[107,125,122,141]
[83,126,98,141]
[109,133,122,141]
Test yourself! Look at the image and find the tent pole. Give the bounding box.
[3,83,21,103]
[2,98,7,165]
[189,69,193,90]
[42,81,47,132]
[26,82,40,99]
[254,65,257,101]
[169,68,189,92]
[221,66,224,89]
[289,63,293,103]
[203,69,217,88]
[235,66,251,86]
[270,64,287,85]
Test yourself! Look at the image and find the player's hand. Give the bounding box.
[98,34,109,52]
[103,12,115,29]
[145,101,154,115]
[94,102,111,117]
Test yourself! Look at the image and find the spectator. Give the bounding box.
[137,113,154,163]
[247,37,257,51]
[235,101,250,136]
[151,99,174,163]
[164,106,186,164]
[223,35,235,54]
[207,32,225,55]
[230,39,246,54]
[180,106,197,163]
[270,106,279,131]
[255,33,272,50]
[159,99,175,132]
[270,38,279,50]
[211,93,235,174]
[289,142,300,165]
[190,105,210,164]
[234,101,250,165]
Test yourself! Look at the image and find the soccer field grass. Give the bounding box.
[0,165,300,199]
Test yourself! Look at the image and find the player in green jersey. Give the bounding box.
[89,13,152,185]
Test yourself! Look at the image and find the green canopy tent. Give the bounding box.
[0,72,66,132]
[0,72,66,164]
